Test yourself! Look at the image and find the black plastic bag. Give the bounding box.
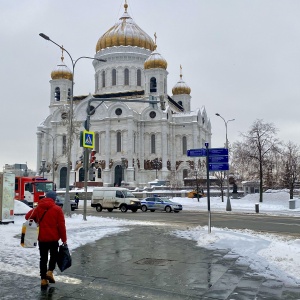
[57,244,72,272]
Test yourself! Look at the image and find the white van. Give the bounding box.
[91,187,141,213]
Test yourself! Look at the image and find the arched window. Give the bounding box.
[67,88,71,101]
[137,69,141,86]
[117,132,121,152]
[95,133,100,153]
[124,68,129,85]
[183,169,188,180]
[62,135,67,155]
[97,168,102,179]
[182,136,187,155]
[151,134,156,154]
[112,69,116,86]
[55,87,60,101]
[102,71,106,87]
[178,101,183,107]
[150,77,157,93]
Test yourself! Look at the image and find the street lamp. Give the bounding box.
[41,159,46,178]
[39,33,106,216]
[215,113,235,211]
[41,131,59,185]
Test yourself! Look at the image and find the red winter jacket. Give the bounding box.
[25,198,67,243]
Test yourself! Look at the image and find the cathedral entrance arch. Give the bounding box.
[60,167,67,188]
[114,165,122,186]
[79,168,85,182]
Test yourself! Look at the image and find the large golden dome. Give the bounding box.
[144,45,168,70]
[172,66,191,95]
[51,55,73,81]
[96,3,155,52]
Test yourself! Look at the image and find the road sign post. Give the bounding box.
[187,145,232,232]
[204,143,211,233]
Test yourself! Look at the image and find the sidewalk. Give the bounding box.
[1,225,300,299]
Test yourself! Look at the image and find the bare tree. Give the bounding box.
[213,171,226,202]
[165,170,181,189]
[280,141,300,199]
[232,119,279,202]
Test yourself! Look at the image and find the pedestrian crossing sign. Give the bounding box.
[83,130,94,149]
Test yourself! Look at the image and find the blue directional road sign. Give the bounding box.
[83,130,95,149]
[208,148,228,156]
[209,163,229,171]
[187,148,207,157]
[209,155,228,163]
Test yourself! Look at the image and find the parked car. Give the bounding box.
[140,197,182,213]
[55,195,77,211]
[91,187,141,212]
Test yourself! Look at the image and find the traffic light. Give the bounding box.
[90,150,96,163]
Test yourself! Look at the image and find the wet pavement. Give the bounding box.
[1,225,300,299]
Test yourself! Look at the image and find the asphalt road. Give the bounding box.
[76,207,300,237]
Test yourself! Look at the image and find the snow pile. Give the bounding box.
[172,226,300,285]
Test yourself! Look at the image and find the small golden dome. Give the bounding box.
[172,66,191,95]
[96,2,155,52]
[144,47,168,70]
[51,53,73,81]
[144,33,167,70]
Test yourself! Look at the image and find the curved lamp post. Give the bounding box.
[39,33,106,216]
[215,113,235,211]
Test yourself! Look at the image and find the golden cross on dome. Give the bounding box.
[61,45,64,62]
[180,65,183,79]
[154,32,157,44]
[124,0,128,12]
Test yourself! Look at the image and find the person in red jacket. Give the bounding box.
[25,191,67,288]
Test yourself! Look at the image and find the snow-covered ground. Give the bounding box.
[3,191,300,286]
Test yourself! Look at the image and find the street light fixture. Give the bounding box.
[39,33,106,216]
[215,113,235,211]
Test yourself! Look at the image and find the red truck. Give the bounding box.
[15,176,54,207]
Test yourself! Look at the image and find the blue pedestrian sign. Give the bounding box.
[83,130,94,149]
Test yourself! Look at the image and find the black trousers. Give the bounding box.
[38,241,59,279]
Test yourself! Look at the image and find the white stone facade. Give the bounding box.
[36,5,212,189]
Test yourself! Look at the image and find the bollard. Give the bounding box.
[255,203,259,213]
[289,200,296,209]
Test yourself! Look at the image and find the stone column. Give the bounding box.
[126,118,134,184]
[36,131,43,175]
[103,120,111,185]
[161,119,168,171]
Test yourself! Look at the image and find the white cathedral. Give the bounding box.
[36,2,211,189]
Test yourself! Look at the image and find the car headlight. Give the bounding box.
[130,200,139,205]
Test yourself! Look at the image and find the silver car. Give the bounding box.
[140,197,182,213]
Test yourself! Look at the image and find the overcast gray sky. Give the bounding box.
[1,0,300,171]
